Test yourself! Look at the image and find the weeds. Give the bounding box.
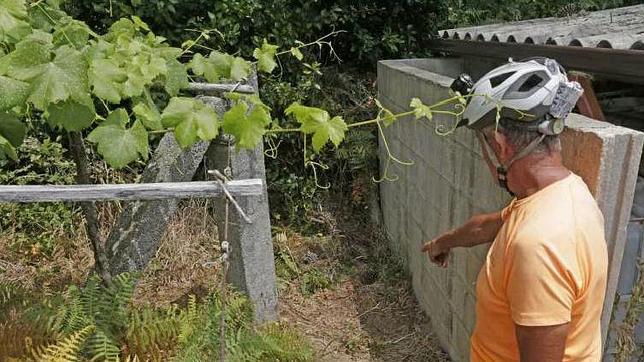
[0,274,314,361]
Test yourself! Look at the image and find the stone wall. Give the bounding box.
[377,58,644,360]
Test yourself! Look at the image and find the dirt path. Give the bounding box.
[275,216,450,362]
[280,275,448,361]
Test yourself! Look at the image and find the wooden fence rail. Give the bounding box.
[0,179,263,203]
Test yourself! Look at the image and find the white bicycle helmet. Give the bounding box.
[450,57,584,195]
[456,57,583,135]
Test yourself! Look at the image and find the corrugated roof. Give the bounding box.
[440,4,644,50]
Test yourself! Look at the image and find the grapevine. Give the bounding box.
[0,0,511,184]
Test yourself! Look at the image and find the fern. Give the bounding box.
[33,325,95,362]
[57,286,92,334]
[87,329,120,362]
[177,295,198,345]
[5,276,314,361]
[126,304,182,358]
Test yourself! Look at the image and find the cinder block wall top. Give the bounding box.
[376,58,644,361]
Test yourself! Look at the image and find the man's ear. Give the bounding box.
[492,131,514,161]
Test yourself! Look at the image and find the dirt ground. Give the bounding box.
[280,277,448,361]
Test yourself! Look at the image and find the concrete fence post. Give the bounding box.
[202,73,278,322]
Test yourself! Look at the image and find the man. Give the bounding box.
[421,58,608,361]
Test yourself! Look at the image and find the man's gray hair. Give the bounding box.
[483,118,561,154]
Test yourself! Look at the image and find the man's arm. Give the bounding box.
[515,323,570,362]
[421,211,503,267]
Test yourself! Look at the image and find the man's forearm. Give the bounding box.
[437,212,503,250]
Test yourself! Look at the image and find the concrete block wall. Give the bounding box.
[377,58,644,361]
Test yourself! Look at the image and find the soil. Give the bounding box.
[280,277,448,361]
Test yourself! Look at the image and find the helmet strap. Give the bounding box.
[479,132,547,197]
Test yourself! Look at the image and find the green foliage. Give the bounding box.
[0,0,370,171]
[0,134,77,254]
[253,39,279,74]
[2,275,314,361]
[410,97,433,121]
[174,291,314,362]
[300,268,333,296]
[222,100,271,150]
[87,109,148,168]
[189,51,251,83]
[285,103,348,152]
[66,0,441,64]
[32,325,95,362]
[160,97,220,148]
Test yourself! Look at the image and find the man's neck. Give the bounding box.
[507,152,571,199]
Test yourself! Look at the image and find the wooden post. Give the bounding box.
[570,73,606,121]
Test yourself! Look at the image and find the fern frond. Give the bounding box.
[126,305,181,357]
[80,276,102,320]
[58,286,91,334]
[88,329,120,362]
[33,325,94,362]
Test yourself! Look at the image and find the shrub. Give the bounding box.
[0,135,78,254]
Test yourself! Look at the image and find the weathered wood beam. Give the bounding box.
[0,179,263,203]
[188,82,256,95]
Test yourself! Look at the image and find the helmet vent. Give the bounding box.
[489,72,515,87]
[518,74,545,92]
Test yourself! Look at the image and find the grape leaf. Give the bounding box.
[53,19,90,49]
[87,109,149,168]
[46,98,96,131]
[229,56,251,81]
[0,111,25,147]
[164,58,188,96]
[89,58,127,103]
[189,52,228,82]
[6,37,51,72]
[0,135,17,160]
[9,44,88,110]
[131,16,150,31]
[104,18,136,42]
[285,102,347,151]
[133,102,162,130]
[189,53,207,77]
[0,0,31,45]
[27,2,66,32]
[189,51,250,82]
[253,39,279,73]
[222,101,270,149]
[121,49,166,98]
[0,75,29,111]
[161,97,219,148]
[410,97,433,121]
[104,107,128,127]
[290,47,303,61]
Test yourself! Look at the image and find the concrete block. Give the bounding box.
[562,115,644,339]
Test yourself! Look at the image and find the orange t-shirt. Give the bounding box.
[470,174,608,361]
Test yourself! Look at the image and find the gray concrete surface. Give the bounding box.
[204,73,278,323]
[377,58,644,360]
[206,135,278,323]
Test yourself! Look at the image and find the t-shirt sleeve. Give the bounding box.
[505,237,575,326]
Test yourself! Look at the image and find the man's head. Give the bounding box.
[479,117,562,165]
[452,57,583,195]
